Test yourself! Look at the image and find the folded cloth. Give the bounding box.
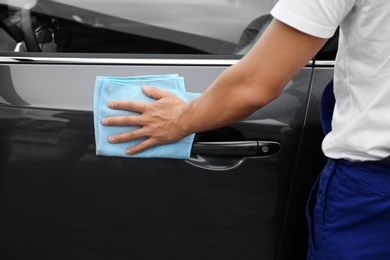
[94,74,201,159]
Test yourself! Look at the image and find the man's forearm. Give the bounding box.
[179,19,328,135]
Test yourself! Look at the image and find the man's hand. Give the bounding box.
[102,85,190,155]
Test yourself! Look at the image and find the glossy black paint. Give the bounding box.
[0,59,333,259]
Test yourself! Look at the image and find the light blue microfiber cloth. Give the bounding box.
[93,74,201,159]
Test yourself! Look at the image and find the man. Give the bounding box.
[102,0,390,258]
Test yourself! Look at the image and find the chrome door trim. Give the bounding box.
[313,60,336,67]
[0,56,240,65]
[0,56,328,67]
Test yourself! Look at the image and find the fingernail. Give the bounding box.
[125,149,133,155]
[102,118,107,125]
[108,136,115,143]
[107,102,113,108]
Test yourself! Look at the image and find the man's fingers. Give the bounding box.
[108,129,159,155]
[142,85,172,100]
[102,115,143,126]
[125,138,157,155]
[107,100,147,113]
[108,128,145,143]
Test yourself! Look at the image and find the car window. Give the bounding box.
[2,0,278,55]
[1,0,337,59]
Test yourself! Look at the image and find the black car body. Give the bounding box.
[0,1,336,259]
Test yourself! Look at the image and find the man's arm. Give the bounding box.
[102,19,328,155]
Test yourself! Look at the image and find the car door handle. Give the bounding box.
[191,141,280,157]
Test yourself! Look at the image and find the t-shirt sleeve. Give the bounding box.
[270,0,356,38]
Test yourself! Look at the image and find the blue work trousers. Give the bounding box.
[306,158,390,259]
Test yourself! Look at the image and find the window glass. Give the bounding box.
[1,0,277,55]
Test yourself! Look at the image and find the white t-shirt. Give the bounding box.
[271,0,390,161]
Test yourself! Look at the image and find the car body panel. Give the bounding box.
[0,57,328,259]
